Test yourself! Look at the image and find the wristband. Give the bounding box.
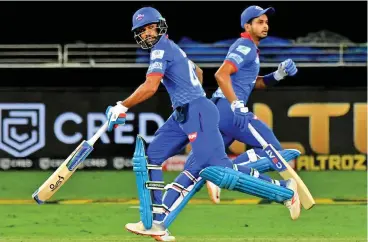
[263,72,279,86]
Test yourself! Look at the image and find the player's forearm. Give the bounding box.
[255,76,267,89]
[214,72,238,103]
[121,83,157,108]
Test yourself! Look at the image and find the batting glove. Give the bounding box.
[105,102,128,132]
[274,59,298,81]
[231,100,253,132]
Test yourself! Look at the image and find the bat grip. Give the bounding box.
[87,121,108,146]
[248,122,268,148]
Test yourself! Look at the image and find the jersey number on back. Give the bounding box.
[179,47,201,87]
[188,60,200,87]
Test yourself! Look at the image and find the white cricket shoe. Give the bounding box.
[125,221,176,241]
[151,229,176,241]
[206,181,221,204]
[284,178,301,220]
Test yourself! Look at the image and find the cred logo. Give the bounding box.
[0,104,45,157]
[264,146,287,172]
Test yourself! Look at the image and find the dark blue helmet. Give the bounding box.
[241,6,275,28]
[132,7,168,49]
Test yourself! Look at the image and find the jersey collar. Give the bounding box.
[240,32,260,54]
[157,34,169,45]
[241,32,254,41]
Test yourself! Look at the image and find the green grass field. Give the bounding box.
[0,171,366,242]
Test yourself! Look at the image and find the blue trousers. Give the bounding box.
[146,97,288,224]
[146,97,234,210]
[212,97,282,164]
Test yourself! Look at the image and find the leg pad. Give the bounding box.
[200,166,293,203]
[133,135,165,229]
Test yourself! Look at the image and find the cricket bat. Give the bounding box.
[248,123,316,210]
[32,121,108,204]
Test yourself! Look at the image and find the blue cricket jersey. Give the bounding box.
[146,35,206,108]
[212,32,260,104]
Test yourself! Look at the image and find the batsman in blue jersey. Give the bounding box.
[205,5,300,204]
[105,7,301,241]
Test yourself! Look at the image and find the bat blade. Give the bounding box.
[266,144,316,210]
[248,123,315,210]
[32,140,93,204]
[279,168,316,210]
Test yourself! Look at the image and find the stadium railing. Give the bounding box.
[0,43,366,68]
[0,44,63,68]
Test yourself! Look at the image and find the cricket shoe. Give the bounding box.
[284,178,301,220]
[125,221,175,241]
[206,181,221,204]
[151,229,176,241]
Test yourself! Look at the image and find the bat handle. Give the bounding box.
[87,121,108,146]
[248,122,268,148]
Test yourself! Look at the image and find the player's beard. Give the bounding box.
[248,27,267,41]
[256,31,268,40]
[144,35,158,46]
[134,26,161,49]
[258,34,267,40]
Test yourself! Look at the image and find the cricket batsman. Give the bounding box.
[104,7,301,241]
[205,5,300,203]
